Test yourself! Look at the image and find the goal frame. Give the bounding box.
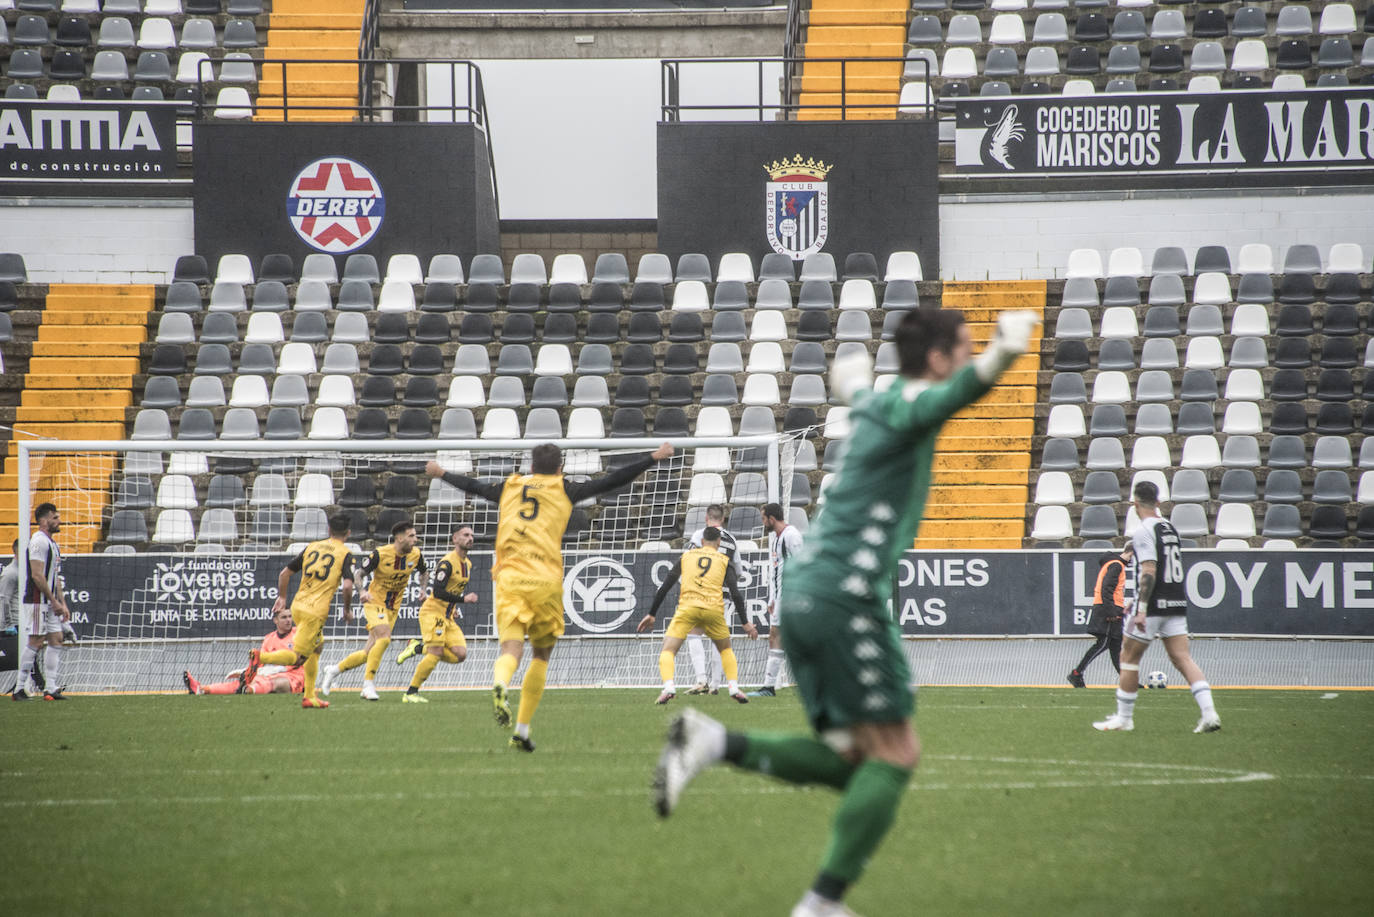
[14,435,786,681]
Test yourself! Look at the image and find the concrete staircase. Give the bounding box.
[796,0,906,121]
[0,285,153,553]
[257,0,366,122]
[912,281,1046,550]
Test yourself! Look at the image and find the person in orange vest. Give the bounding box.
[1068,544,1133,688]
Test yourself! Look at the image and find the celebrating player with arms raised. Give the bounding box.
[637,525,756,704]
[653,307,1039,917]
[426,441,674,751]
[320,519,426,701]
[395,525,480,702]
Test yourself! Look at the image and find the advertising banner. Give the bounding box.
[52,550,1374,643]
[955,87,1374,179]
[193,122,500,267]
[0,101,179,185]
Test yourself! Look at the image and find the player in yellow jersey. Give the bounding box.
[318,519,427,701]
[247,513,355,709]
[427,440,674,751]
[394,525,480,703]
[637,526,756,704]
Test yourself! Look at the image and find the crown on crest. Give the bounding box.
[764,154,832,181]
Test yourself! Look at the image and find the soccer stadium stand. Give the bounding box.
[1032,242,1371,548]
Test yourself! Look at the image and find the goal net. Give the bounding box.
[7,436,799,695]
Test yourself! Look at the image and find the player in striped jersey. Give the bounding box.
[319,519,426,701]
[684,504,739,694]
[749,502,804,697]
[1093,481,1221,734]
[637,526,755,704]
[654,308,1039,917]
[427,441,674,751]
[395,525,480,702]
[12,503,70,701]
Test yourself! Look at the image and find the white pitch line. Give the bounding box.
[0,757,1280,810]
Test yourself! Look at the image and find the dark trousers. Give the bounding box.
[1073,632,1121,676]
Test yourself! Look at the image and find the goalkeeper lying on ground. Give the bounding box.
[183,609,304,696]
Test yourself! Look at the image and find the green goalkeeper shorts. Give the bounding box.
[779,574,915,734]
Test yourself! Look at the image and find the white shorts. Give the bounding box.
[1124,614,1188,644]
[26,605,63,636]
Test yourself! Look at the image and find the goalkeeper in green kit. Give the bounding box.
[653,306,1040,917]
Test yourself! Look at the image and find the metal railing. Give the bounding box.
[781,0,807,112]
[196,57,500,217]
[661,56,932,122]
[357,0,383,114]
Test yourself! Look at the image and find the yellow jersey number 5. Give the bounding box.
[519,484,540,520]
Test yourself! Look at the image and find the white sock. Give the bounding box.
[709,644,725,688]
[17,645,37,690]
[42,646,61,692]
[661,680,675,694]
[727,679,739,694]
[1115,688,1137,720]
[769,649,787,688]
[363,679,375,689]
[1190,681,1216,716]
[514,723,530,739]
[687,635,707,683]
[762,649,783,687]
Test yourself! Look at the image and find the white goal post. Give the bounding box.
[11,436,802,695]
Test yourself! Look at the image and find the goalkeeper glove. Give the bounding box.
[974,310,1040,384]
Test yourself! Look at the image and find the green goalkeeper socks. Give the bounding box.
[819,759,912,885]
[725,732,857,790]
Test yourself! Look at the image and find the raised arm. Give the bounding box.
[565,442,674,503]
[425,462,504,502]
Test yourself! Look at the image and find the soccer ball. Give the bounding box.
[1146,670,1168,689]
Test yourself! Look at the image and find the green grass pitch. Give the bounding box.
[3,687,1372,916]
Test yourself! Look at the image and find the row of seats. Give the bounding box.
[156,278,929,314]
[104,500,797,548]
[1055,335,1374,371]
[1032,501,1371,542]
[3,47,254,82]
[141,371,841,412]
[0,2,264,14]
[145,339,899,379]
[1068,243,1369,279]
[1050,397,1374,438]
[1042,433,1367,473]
[908,5,1368,45]
[156,309,905,346]
[2,13,256,47]
[174,251,927,287]
[114,468,809,513]
[1061,275,1370,310]
[129,403,834,442]
[1056,303,1367,342]
[909,1,1365,23]
[1050,366,1369,403]
[909,37,1370,79]
[1037,467,1374,507]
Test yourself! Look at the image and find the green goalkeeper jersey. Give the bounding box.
[787,364,992,608]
